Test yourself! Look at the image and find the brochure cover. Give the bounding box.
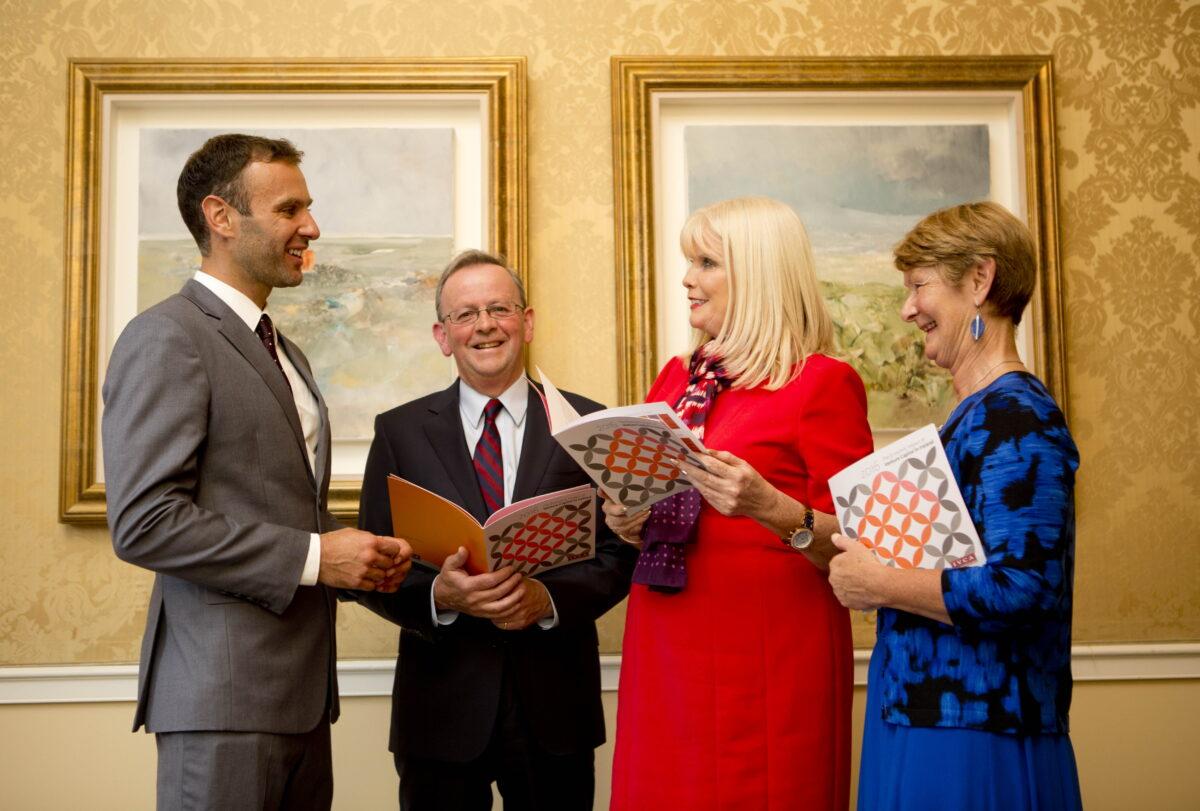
[387,475,597,575]
[828,424,986,570]
[535,368,708,510]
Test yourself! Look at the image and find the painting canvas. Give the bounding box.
[684,124,990,430]
[137,127,456,441]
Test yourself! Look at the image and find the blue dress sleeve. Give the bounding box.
[940,386,1079,634]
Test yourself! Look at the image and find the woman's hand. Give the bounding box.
[600,492,650,549]
[829,534,952,624]
[827,533,892,610]
[678,449,780,521]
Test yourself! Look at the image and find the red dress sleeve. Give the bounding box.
[797,359,874,514]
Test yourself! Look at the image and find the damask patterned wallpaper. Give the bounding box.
[0,0,1196,664]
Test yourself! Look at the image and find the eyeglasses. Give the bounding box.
[441,302,525,327]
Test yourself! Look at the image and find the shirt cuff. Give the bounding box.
[430,574,460,626]
[536,589,560,630]
[300,533,321,587]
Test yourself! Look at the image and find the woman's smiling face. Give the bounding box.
[899,264,976,370]
[682,238,729,339]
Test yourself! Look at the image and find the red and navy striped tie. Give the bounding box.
[473,398,505,516]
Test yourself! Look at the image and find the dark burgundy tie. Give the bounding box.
[473,398,505,517]
[255,313,291,390]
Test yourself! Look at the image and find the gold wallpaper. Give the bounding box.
[0,0,1197,665]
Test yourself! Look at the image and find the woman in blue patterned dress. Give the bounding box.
[828,201,1083,810]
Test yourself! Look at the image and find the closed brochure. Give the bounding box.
[828,424,986,570]
[535,367,707,511]
[387,475,596,575]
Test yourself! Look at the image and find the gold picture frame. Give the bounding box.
[611,56,1065,427]
[60,58,527,523]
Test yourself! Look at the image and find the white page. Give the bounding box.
[535,367,581,432]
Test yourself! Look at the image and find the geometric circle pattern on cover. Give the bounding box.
[486,501,594,574]
[569,425,690,507]
[836,446,977,569]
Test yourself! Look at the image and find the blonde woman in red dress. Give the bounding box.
[606,196,873,810]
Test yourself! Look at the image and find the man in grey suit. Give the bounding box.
[103,133,412,810]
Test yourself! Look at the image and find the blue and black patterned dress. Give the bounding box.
[858,372,1083,810]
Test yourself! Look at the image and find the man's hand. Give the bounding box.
[491,577,554,632]
[376,539,414,593]
[318,528,411,592]
[433,547,522,618]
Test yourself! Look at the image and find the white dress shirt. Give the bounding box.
[432,376,558,628]
[193,271,324,586]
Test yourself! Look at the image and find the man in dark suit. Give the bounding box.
[355,250,637,810]
[103,133,411,810]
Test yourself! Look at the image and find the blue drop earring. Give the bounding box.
[970,308,985,341]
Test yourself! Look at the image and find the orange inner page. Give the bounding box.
[387,475,488,573]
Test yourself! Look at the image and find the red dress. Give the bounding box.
[610,354,873,811]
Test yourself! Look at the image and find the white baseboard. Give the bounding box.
[2,644,1196,705]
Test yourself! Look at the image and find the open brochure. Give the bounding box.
[535,368,708,511]
[386,475,597,576]
[828,424,986,570]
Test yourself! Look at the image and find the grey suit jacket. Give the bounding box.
[103,279,342,735]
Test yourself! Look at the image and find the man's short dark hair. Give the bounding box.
[176,134,303,255]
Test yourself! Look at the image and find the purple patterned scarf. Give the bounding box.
[632,348,731,593]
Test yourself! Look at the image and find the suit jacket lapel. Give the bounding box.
[181,280,313,484]
[513,382,555,501]
[422,381,489,522]
[277,331,328,488]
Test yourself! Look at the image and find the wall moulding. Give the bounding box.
[2,644,1196,704]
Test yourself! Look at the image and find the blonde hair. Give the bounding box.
[893,201,1036,325]
[680,196,833,389]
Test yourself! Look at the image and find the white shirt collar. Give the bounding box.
[458,376,530,428]
[193,270,266,332]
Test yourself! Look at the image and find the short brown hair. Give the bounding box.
[177,134,303,255]
[434,249,526,318]
[893,201,1037,325]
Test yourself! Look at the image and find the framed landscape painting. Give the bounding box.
[60,59,527,522]
[611,57,1064,441]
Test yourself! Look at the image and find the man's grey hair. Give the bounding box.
[434,249,527,319]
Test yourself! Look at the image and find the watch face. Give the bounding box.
[789,529,814,551]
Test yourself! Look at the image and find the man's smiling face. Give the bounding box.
[227,159,320,297]
[433,263,533,396]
